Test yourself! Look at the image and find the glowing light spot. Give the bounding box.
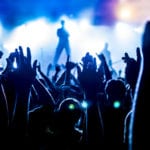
[115,22,134,39]
[113,100,121,109]
[13,60,17,69]
[81,100,88,108]
[68,103,75,110]
[120,8,131,19]
[116,3,135,22]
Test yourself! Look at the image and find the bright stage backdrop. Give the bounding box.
[0,0,149,77]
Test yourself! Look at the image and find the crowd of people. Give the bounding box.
[0,20,149,150]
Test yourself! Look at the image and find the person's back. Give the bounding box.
[122,52,139,96]
[52,98,84,149]
[102,79,131,150]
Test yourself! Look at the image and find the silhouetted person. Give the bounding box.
[128,21,150,150]
[102,78,132,150]
[53,20,71,67]
[101,42,112,70]
[122,48,140,96]
[99,43,118,79]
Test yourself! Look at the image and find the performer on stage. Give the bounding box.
[53,20,71,66]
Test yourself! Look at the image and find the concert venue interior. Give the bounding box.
[0,0,150,76]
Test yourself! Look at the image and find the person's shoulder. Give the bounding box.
[57,27,64,33]
[57,28,61,32]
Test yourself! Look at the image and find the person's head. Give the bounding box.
[56,97,83,125]
[104,42,109,49]
[105,79,127,108]
[61,20,65,27]
[143,20,150,42]
[142,20,150,55]
[122,52,130,63]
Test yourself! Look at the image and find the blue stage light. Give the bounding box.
[81,100,88,108]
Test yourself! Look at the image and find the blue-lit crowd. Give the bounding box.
[0,20,149,150]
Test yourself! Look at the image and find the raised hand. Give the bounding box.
[11,46,37,91]
[6,46,38,136]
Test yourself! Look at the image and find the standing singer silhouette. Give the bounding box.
[53,20,71,66]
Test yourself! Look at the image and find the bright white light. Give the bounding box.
[115,22,134,39]
[120,8,131,19]
[57,15,107,63]
[1,11,141,76]
[13,59,17,69]
[3,24,28,52]
[116,3,135,22]
[134,25,144,34]
[3,17,56,54]
[78,19,91,31]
